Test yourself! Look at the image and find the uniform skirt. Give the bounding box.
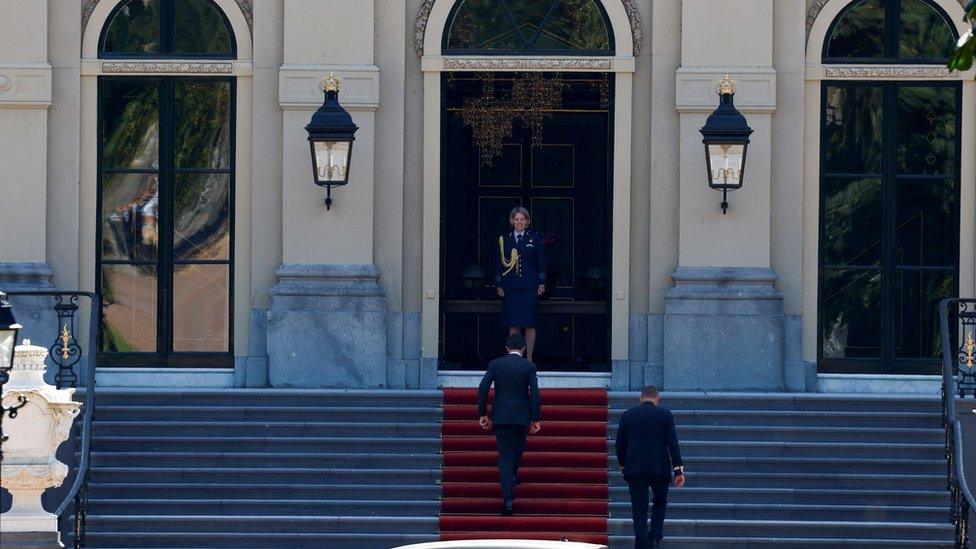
[501,288,538,327]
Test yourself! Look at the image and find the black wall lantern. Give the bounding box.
[700,75,753,214]
[306,73,359,210]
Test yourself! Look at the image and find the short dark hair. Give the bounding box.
[641,385,659,399]
[505,333,526,351]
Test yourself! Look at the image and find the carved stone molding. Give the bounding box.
[101,61,234,74]
[807,0,967,38]
[83,0,253,35]
[415,0,642,56]
[0,74,11,94]
[442,57,614,71]
[824,65,953,78]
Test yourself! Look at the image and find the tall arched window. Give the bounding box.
[96,0,236,367]
[818,0,959,374]
[443,0,613,55]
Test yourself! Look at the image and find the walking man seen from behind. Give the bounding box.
[615,385,685,549]
[477,332,542,516]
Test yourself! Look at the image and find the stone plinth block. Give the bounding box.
[267,264,388,388]
[1,341,81,538]
[663,267,784,391]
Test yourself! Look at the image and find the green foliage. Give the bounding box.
[947,0,976,72]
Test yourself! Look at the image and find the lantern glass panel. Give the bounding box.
[707,143,745,188]
[313,140,351,184]
[0,328,16,370]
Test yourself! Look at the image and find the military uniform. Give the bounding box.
[495,230,547,327]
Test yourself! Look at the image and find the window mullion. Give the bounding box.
[884,0,899,60]
[159,78,175,362]
[881,83,897,369]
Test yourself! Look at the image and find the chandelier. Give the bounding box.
[457,73,566,166]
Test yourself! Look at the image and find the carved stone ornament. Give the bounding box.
[101,61,234,74]
[824,65,953,78]
[0,74,11,94]
[415,0,643,56]
[806,0,967,38]
[1,341,81,534]
[443,57,614,71]
[83,0,253,35]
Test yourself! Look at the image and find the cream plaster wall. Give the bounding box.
[629,0,652,316]
[403,0,425,316]
[374,0,408,310]
[48,0,82,290]
[647,0,681,313]
[677,1,775,270]
[0,0,50,264]
[771,0,807,315]
[249,0,284,311]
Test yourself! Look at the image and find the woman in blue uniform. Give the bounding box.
[495,206,546,362]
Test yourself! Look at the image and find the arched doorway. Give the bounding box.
[419,0,637,374]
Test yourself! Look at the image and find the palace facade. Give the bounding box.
[1,0,972,393]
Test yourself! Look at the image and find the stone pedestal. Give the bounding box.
[1,341,81,544]
[663,267,784,391]
[267,264,388,388]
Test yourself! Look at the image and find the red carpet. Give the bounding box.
[440,388,609,543]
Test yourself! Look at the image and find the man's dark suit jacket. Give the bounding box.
[477,353,542,427]
[615,401,683,478]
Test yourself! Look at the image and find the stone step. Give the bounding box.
[617,440,945,460]
[607,424,944,443]
[89,451,442,469]
[93,405,443,423]
[605,518,953,541]
[89,466,442,486]
[88,482,441,500]
[661,409,942,429]
[91,389,444,408]
[83,514,439,534]
[612,487,949,507]
[87,498,440,517]
[608,472,944,491]
[91,420,441,438]
[75,531,436,549]
[606,502,947,523]
[92,435,441,453]
[608,393,942,413]
[606,536,954,548]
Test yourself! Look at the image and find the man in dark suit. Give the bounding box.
[477,332,542,516]
[615,385,685,549]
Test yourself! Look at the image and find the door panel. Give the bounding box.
[440,72,611,372]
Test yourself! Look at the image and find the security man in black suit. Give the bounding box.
[477,332,542,516]
[615,385,685,549]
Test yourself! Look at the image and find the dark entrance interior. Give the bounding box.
[439,72,612,372]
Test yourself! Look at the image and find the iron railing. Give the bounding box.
[939,298,976,548]
[3,291,99,548]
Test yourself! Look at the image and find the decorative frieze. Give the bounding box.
[442,57,613,71]
[0,75,11,94]
[101,61,234,74]
[415,0,643,56]
[824,65,953,79]
[0,65,52,108]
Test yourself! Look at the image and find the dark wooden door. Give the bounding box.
[440,75,611,372]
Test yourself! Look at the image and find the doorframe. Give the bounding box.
[419,1,636,366]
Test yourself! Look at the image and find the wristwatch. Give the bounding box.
[673,465,685,476]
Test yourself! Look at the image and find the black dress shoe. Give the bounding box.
[501,500,514,516]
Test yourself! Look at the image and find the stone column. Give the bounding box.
[663,0,784,391]
[267,0,388,387]
[1,341,81,547]
[0,0,58,348]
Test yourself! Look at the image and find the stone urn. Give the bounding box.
[1,339,81,538]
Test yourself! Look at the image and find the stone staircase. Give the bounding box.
[608,392,954,548]
[73,389,442,548]
[62,389,955,548]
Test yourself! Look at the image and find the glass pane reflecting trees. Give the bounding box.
[820,82,959,373]
[98,78,234,363]
[445,0,612,54]
[824,0,955,61]
[100,0,234,57]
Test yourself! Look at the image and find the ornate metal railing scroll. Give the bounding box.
[4,291,99,549]
[939,298,976,548]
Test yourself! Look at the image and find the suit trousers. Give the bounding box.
[626,473,670,548]
[494,424,527,502]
